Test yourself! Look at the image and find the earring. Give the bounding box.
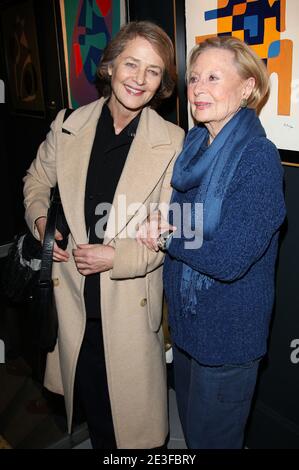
[240,98,248,108]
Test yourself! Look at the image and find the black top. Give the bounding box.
[84,104,140,318]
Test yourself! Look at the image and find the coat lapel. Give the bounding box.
[104,107,176,242]
[56,99,176,245]
[56,99,105,244]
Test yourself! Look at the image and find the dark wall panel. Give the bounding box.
[246,165,299,448]
[0,0,67,243]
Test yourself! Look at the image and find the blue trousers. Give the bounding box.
[173,344,260,449]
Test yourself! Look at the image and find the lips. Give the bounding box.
[124,85,144,96]
[194,101,211,108]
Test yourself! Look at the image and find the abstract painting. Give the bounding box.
[185,0,299,152]
[59,0,124,108]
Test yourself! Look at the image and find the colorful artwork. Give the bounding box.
[60,0,122,108]
[185,0,299,152]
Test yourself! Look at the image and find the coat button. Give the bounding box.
[53,278,59,287]
[140,298,147,307]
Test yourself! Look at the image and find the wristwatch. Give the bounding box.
[157,231,173,251]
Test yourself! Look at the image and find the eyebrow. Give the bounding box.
[189,69,221,74]
[124,56,163,71]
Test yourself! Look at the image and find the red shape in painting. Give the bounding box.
[73,43,83,77]
[96,0,111,17]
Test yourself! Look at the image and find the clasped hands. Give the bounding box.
[35,209,174,276]
[136,210,176,252]
[35,216,114,275]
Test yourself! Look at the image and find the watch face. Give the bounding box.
[157,236,166,251]
[158,234,169,251]
[160,231,172,238]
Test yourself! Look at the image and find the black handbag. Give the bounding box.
[1,231,42,303]
[1,186,64,352]
[0,189,69,305]
[1,108,73,352]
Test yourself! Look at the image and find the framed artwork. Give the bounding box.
[59,0,126,108]
[177,0,299,165]
[0,0,45,116]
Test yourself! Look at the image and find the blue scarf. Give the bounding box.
[171,108,266,316]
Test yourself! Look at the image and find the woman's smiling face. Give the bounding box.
[108,36,164,114]
[187,47,253,137]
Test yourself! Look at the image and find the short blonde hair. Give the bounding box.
[96,21,176,108]
[187,36,270,112]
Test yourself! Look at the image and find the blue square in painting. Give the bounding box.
[205,9,218,21]
[268,40,280,58]
[244,15,258,37]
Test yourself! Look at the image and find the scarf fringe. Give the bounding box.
[180,266,214,316]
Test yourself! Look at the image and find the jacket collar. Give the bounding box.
[57,98,176,244]
[62,97,172,148]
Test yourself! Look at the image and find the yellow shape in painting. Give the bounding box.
[218,0,230,8]
[250,44,268,59]
[195,34,218,45]
[251,17,280,59]
[233,3,247,16]
[280,0,286,32]
[264,16,280,48]
[268,0,277,6]
[268,39,293,116]
[217,15,233,33]
[231,30,244,41]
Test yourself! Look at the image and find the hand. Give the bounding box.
[73,244,115,276]
[35,216,70,262]
[136,211,176,252]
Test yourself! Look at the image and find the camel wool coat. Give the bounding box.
[23,98,184,449]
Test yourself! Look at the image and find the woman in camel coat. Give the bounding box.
[23,22,184,449]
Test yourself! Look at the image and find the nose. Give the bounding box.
[193,82,203,97]
[192,78,206,96]
[134,67,146,85]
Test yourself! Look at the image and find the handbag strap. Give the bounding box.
[39,108,74,284]
[39,187,61,283]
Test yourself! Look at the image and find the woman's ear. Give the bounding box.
[108,64,113,77]
[244,77,255,100]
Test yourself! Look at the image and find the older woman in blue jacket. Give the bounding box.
[137,36,286,449]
